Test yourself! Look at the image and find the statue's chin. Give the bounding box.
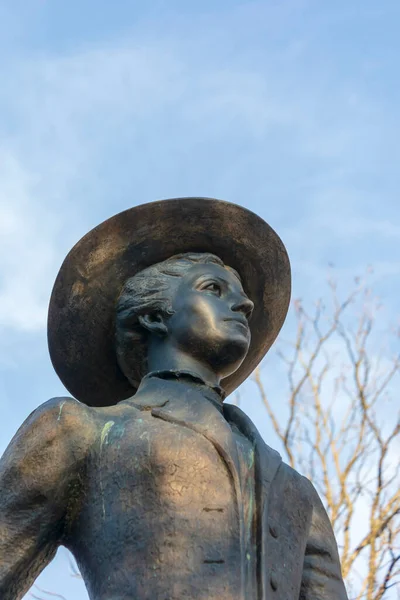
[214,343,249,380]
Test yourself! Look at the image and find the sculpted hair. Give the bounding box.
[115,252,240,389]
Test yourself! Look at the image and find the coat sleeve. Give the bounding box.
[300,477,348,600]
[0,397,91,600]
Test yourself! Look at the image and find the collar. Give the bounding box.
[145,369,226,411]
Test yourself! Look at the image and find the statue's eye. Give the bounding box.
[201,282,221,296]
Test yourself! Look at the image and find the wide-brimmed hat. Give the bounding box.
[48,197,291,406]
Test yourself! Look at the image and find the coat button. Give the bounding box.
[269,522,278,538]
[270,573,278,591]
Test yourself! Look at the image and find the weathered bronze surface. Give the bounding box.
[0,198,347,599]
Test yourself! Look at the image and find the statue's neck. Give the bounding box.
[146,338,221,389]
[144,369,226,407]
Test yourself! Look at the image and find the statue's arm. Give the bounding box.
[301,477,348,600]
[0,397,91,600]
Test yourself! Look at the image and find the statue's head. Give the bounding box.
[115,253,254,388]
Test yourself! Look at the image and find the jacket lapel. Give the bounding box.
[152,394,242,505]
[224,403,282,600]
[223,402,282,491]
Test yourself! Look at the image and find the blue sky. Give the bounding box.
[0,1,399,598]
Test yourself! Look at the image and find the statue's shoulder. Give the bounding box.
[1,397,99,483]
[31,395,93,428]
[31,396,145,436]
[16,396,98,455]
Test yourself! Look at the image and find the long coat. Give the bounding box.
[0,377,348,600]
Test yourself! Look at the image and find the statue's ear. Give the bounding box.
[138,313,168,337]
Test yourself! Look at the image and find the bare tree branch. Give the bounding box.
[256,272,399,600]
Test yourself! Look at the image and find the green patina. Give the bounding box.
[99,421,115,519]
[248,448,255,470]
[247,448,255,536]
[57,400,66,422]
[100,420,115,449]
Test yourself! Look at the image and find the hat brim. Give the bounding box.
[48,198,291,406]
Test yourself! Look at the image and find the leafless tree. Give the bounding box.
[254,270,400,600]
[30,584,67,600]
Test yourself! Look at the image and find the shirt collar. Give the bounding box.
[144,369,226,411]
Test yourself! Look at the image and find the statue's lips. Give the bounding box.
[223,317,250,331]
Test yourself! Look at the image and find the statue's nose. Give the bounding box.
[231,297,254,320]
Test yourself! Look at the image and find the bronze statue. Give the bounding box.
[0,198,348,599]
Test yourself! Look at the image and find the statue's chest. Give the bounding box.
[89,414,236,512]
[73,415,243,599]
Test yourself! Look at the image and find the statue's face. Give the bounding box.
[165,262,254,379]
